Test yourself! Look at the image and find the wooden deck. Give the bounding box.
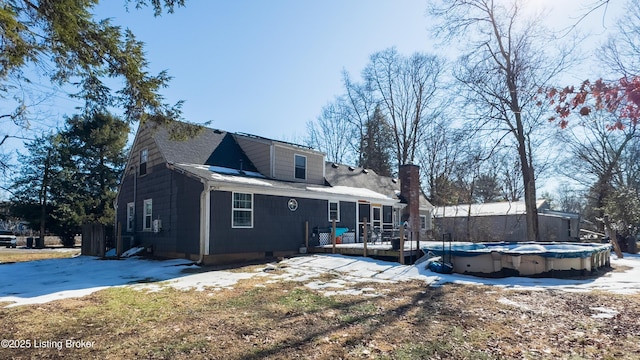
[308,240,424,264]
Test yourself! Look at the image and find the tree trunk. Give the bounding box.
[513,102,538,241]
[517,141,538,241]
[39,149,52,243]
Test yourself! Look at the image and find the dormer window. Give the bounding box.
[294,154,306,180]
[139,148,148,176]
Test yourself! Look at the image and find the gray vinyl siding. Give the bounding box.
[272,145,324,185]
[235,136,272,177]
[173,173,203,254]
[209,192,356,254]
[117,124,213,257]
[117,160,202,254]
[337,201,356,232]
[129,125,164,178]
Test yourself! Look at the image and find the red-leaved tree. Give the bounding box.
[547,76,640,129]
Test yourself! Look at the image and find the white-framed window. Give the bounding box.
[294,154,306,180]
[127,202,135,232]
[143,199,153,231]
[420,215,427,231]
[232,192,253,228]
[329,201,340,222]
[139,148,148,176]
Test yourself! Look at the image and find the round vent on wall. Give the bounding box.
[288,199,298,211]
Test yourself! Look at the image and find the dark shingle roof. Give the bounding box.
[324,163,400,200]
[151,123,258,172]
[205,133,258,172]
[324,162,433,209]
[152,124,226,165]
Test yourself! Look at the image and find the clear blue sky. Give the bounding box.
[90,0,622,141]
[8,0,625,143]
[94,0,435,141]
[0,0,626,200]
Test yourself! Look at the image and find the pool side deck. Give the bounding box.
[309,240,424,264]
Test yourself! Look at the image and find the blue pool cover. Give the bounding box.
[422,241,612,259]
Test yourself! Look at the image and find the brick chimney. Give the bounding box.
[399,164,420,244]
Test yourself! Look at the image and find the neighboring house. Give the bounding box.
[116,120,433,264]
[433,200,580,242]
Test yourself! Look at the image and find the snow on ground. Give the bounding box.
[0,252,639,308]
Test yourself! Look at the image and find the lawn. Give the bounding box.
[2,261,640,359]
[0,249,80,264]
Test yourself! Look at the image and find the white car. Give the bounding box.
[0,230,17,248]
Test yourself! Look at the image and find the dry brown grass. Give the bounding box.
[0,250,80,264]
[1,266,639,359]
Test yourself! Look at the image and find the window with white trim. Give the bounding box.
[232,192,253,228]
[127,202,135,232]
[143,199,153,231]
[420,215,427,231]
[329,201,340,222]
[139,148,148,176]
[294,154,306,180]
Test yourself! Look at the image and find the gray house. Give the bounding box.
[433,200,580,242]
[116,120,433,264]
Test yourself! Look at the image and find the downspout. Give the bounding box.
[197,180,211,264]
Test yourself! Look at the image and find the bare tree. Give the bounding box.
[306,97,355,164]
[430,0,575,240]
[363,48,446,167]
[342,72,379,166]
[418,120,466,205]
[556,110,639,224]
[598,0,640,78]
[497,152,524,202]
[554,182,585,214]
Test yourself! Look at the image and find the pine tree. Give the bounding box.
[11,133,63,241]
[1,1,184,131]
[61,113,129,226]
[10,113,128,246]
[360,106,394,176]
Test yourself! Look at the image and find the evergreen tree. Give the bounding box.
[1,1,184,146]
[360,106,394,176]
[474,173,502,203]
[10,113,128,246]
[61,113,129,226]
[11,132,63,241]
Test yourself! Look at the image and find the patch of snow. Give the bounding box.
[209,166,265,178]
[1,252,640,308]
[122,247,145,257]
[179,163,273,186]
[590,306,619,319]
[498,297,532,311]
[0,256,193,307]
[306,185,392,200]
[150,271,262,292]
[305,280,347,289]
[209,172,273,186]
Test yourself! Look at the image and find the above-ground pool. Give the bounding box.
[422,241,612,278]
